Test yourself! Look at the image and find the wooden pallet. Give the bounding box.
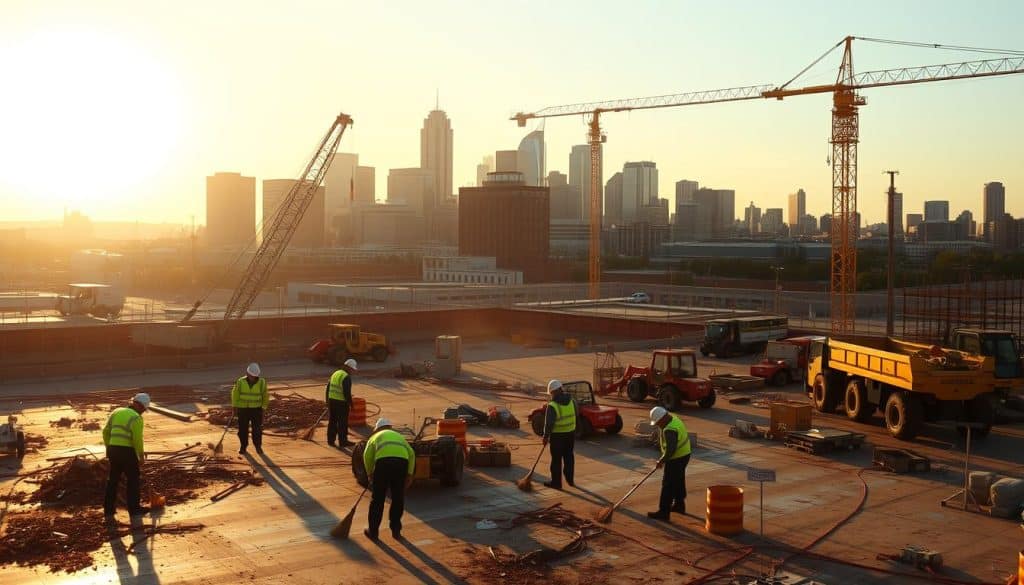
[784,428,865,455]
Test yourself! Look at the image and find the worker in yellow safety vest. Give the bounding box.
[647,406,691,521]
[362,417,415,541]
[232,362,269,455]
[102,393,151,519]
[326,358,358,448]
[542,379,578,489]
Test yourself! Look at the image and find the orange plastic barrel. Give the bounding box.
[1018,549,1023,585]
[706,485,744,536]
[437,418,468,454]
[348,397,367,427]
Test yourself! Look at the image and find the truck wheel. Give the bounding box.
[530,415,544,437]
[659,384,683,412]
[697,388,716,409]
[351,441,370,488]
[606,415,624,435]
[371,346,389,362]
[16,431,26,460]
[884,392,923,440]
[440,445,464,487]
[844,379,874,422]
[771,370,790,387]
[626,379,648,403]
[812,374,840,413]
[575,417,593,439]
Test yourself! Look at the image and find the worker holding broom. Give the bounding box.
[232,363,269,455]
[362,417,415,541]
[102,392,151,519]
[647,406,691,521]
[325,358,358,448]
[542,379,577,489]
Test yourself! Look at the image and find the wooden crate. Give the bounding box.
[467,443,512,467]
[768,400,812,439]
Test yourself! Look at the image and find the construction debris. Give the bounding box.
[49,417,101,431]
[203,392,324,435]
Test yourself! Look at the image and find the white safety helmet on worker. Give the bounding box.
[374,417,391,430]
[343,358,358,371]
[132,393,151,409]
[649,406,668,424]
[246,362,261,377]
[547,379,563,395]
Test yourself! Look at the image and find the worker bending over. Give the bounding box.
[648,406,691,521]
[542,379,577,489]
[326,358,358,448]
[102,393,151,519]
[232,362,269,455]
[362,417,415,540]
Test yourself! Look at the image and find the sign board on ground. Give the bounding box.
[747,468,776,482]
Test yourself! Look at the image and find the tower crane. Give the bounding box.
[181,113,353,342]
[513,36,1024,333]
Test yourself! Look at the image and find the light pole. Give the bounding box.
[884,170,899,338]
[770,266,784,314]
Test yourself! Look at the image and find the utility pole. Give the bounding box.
[884,170,899,337]
[771,265,784,314]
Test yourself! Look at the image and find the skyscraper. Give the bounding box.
[924,200,949,222]
[890,191,904,236]
[622,161,658,223]
[569,144,601,223]
[325,153,359,211]
[762,208,784,235]
[983,181,1005,241]
[906,213,923,234]
[476,155,494,186]
[675,180,699,203]
[516,130,545,187]
[548,171,578,220]
[420,108,453,204]
[788,189,806,235]
[206,172,255,248]
[262,179,325,248]
[604,172,623,226]
[744,202,761,235]
[819,213,832,235]
[495,150,518,173]
[387,168,435,215]
[355,166,375,204]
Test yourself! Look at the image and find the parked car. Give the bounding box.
[626,292,651,304]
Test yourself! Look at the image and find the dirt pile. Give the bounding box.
[49,417,101,431]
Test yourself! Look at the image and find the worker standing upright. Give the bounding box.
[362,417,415,541]
[647,406,691,521]
[542,379,577,489]
[102,393,150,519]
[326,358,358,448]
[232,363,269,455]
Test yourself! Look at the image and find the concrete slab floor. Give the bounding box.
[1,344,1022,584]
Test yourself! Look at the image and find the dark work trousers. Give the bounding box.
[236,407,264,450]
[104,445,141,514]
[548,432,575,487]
[659,454,690,513]
[326,399,350,444]
[368,457,408,536]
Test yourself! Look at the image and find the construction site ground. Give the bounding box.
[1,338,1022,584]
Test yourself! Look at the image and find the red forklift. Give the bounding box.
[603,349,716,411]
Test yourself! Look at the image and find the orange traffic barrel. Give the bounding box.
[437,418,468,454]
[1018,549,1023,585]
[348,397,367,427]
[706,485,744,537]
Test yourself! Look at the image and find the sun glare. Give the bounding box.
[0,29,184,214]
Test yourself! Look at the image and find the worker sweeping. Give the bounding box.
[102,393,151,519]
[542,379,577,490]
[647,406,691,521]
[232,363,269,455]
[362,417,415,541]
[326,358,357,448]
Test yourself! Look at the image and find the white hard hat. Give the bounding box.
[132,393,151,409]
[547,379,563,395]
[343,358,358,371]
[649,406,668,424]
[374,417,391,430]
[246,362,261,377]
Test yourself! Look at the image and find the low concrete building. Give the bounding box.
[422,256,522,285]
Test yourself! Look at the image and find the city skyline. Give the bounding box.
[1,1,1022,225]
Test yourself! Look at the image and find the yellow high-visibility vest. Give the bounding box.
[232,376,268,408]
[328,369,348,401]
[363,429,415,476]
[103,407,144,458]
[659,415,691,460]
[549,400,576,434]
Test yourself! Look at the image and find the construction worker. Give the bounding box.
[102,393,150,519]
[647,406,691,521]
[542,379,576,489]
[326,358,358,448]
[232,362,269,455]
[362,417,415,541]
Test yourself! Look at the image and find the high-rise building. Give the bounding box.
[819,213,832,235]
[387,168,435,215]
[206,172,255,248]
[744,202,761,235]
[495,150,518,173]
[325,153,359,211]
[788,189,806,235]
[924,200,949,222]
[355,166,375,204]
[604,172,623,226]
[420,109,453,203]
[716,189,736,234]
[262,179,325,248]
[983,181,1006,241]
[459,172,549,282]
[622,161,658,223]
[548,171,578,220]
[906,213,923,234]
[675,180,699,203]
[954,210,975,240]
[762,208,784,235]
[691,187,735,236]
[890,191,904,236]
[476,155,494,187]
[674,201,699,241]
[638,198,670,226]
[799,214,818,236]
[516,130,545,187]
[569,144,602,223]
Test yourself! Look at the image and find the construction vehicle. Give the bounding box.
[701,316,788,358]
[526,381,623,438]
[56,283,124,318]
[0,416,27,460]
[512,37,1024,335]
[806,336,1007,440]
[947,328,1024,392]
[604,349,716,411]
[751,336,824,386]
[307,323,393,365]
[351,418,464,488]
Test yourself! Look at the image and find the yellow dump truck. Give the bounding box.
[806,336,1011,440]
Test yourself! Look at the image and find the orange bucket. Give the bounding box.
[348,397,367,427]
[437,418,468,454]
[705,485,744,537]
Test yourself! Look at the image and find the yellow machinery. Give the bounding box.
[308,323,393,365]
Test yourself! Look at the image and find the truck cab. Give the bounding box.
[950,328,1023,387]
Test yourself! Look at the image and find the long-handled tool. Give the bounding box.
[515,449,546,492]
[595,466,660,523]
[302,407,329,442]
[209,412,234,455]
[330,487,367,539]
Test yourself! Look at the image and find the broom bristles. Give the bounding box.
[595,506,614,523]
[331,508,356,539]
[515,476,534,492]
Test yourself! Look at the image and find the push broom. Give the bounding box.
[209,412,235,455]
[595,466,659,523]
[515,449,545,492]
[330,487,367,539]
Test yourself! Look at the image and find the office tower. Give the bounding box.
[954,210,975,240]
[548,171,578,220]
[762,208,784,235]
[622,161,658,223]
[516,130,545,187]
[570,144,602,222]
[890,191,903,235]
[325,153,359,210]
[355,166,375,204]
[906,213,923,233]
[262,179,325,248]
[420,108,453,202]
[745,202,761,234]
[387,168,435,215]
[716,189,736,234]
[604,172,623,226]
[495,150,518,172]
[924,200,949,222]
[476,155,494,187]
[819,213,832,235]
[674,201,699,241]
[206,172,255,247]
[675,179,699,203]
[799,214,818,235]
[788,189,806,235]
[983,181,1005,241]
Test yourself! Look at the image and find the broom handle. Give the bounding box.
[218,412,235,442]
[528,448,544,474]
[611,466,659,509]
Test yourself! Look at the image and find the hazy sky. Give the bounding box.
[1,0,1022,226]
